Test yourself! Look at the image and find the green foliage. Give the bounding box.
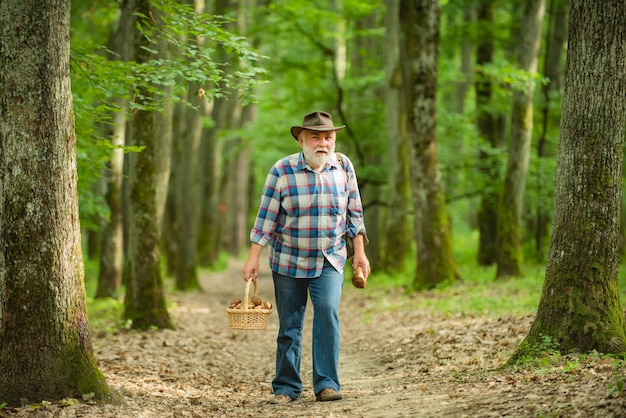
[59,398,78,407]
[514,334,561,368]
[28,401,51,411]
[70,0,266,231]
[86,296,125,335]
[608,377,625,399]
[361,228,545,317]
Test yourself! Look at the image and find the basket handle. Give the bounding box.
[243,280,257,310]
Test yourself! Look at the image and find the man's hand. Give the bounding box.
[243,243,263,282]
[351,234,370,280]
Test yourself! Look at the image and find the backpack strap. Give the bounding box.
[336,152,348,181]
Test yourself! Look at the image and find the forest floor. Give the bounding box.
[3,257,626,418]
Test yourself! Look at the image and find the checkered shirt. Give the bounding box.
[250,151,366,278]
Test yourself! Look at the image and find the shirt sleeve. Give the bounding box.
[250,166,282,246]
[343,156,367,238]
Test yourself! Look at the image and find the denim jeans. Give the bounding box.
[271,258,343,398]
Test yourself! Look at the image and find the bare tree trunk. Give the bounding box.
[231,106,254,254]
[534,0,568,261]
[455,7,473,114]
[175,88,202,290]
[381,0,412,272]
[198,99,227,266]
[123,0,174,330]
[509,0,626,361]
[213,0,254,257]
[0,0,114,405]
[96,3,134,298]
[163,101,185,276]
[475,1,500,266]
[496,0,546,278]
[197,0,231,267]
[96,103,127,298]
[400,0,457,289]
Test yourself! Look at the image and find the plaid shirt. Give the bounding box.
[250,152,366,278]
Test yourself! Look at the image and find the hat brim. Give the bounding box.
[291,125,345,140]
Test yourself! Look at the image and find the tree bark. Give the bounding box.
[509,0,626,361]
[381,0,412,272]
[496,0,546,278]
[198,99,227,266]
[475,1,500,266]
[163,102,185,276]
[123,0,174,330]
[96,3,134,299]
[175,86,202,290]
[400,0,457,289]
[533,0,568,261]
[175,15,204,289]
[0,0,114,405]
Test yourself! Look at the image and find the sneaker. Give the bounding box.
[315,388,342,402]
[267,394,298,404]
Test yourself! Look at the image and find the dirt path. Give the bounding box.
[3,257,626,417]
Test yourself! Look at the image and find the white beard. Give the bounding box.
[303,145,333,169]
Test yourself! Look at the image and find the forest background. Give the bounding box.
[72,0,624,296]
[2,0,626,410]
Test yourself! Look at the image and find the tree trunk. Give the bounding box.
[230,106,254,255]
[496,0,546,278]
[475,1,500,266]
[509,0,626,361]
[400,0,457,289]
[381,0,412,273]
[123,0,174,330]
[534,0,568,262]
[163,101,185,276]
[96,103,126,298]
[96,3,134,299]
[0,0,114,405]
[198,100,226,266]
[197,0,231,267]
[454,7,473,114]
[351,11,386,269]
[175,84,203,290]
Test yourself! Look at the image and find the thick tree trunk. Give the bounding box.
[510,0,626,361]
[475,1,500,266]
[123,0,174,330]
[496,0,546,278]
[400,0,457,289]
[0,0,113,405]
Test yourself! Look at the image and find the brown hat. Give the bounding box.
[290,111,345,140]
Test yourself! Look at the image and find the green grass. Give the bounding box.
[83,251,233,335]
[364,229,626,318]
[82,230,626,332]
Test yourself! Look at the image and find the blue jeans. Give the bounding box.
[271,258,343,398]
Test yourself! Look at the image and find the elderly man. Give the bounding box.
[243,111,370,404]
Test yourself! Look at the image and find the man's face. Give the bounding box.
[299,129,336,170]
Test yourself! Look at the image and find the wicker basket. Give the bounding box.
[226,280,272,330]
